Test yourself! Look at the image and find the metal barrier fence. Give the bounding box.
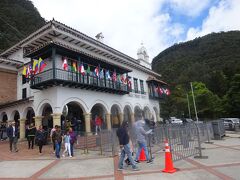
[71,121,218,161]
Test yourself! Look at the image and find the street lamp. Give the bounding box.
[186,93,191,119]
[190,82,199,123]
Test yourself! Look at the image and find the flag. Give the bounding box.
[32,59,39,74]
[26,64,32,78]
[112,71,117,82]
[128,79,132,89]
[39,58,47,73]
[62,57,68,70]
[117,74,121,82]
[99,69,104,79]
[22,66,27,76]
[106,70,111,79]
[94,66,99,77]
[120,74,125,83]
[72,62,77,72]
[86,65,91,74]
[79,64,85,75]
[164,88,171,96]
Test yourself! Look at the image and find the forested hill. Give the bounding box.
[152,31,240,119]
[152,31,240,96]
[0,0,45,53]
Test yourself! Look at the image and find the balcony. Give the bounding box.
[31,68,129,95]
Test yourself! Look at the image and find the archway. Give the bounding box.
[134,106,142,121]
[111,104,121,128]
[143,106,151,120]
[2,112,8,123]
[13,111,20,127]
[91,103,107,131]
[65,102,84,132]
[26,108,35,126]
[123,105,132,126]
[42,104,53,131]
[1,112,8,140]
[153,107,159,122]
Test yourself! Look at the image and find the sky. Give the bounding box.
[32,0,240,61]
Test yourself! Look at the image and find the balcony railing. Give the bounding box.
[31,68,129,94]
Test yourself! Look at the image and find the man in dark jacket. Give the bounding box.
[52,125,62,158]
[7,121,19,152]
[116,120,139,171]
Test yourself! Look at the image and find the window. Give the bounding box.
[133,78,138,93]
[22,88,27,99]
[22,75,26,84]
[140,80,144,94]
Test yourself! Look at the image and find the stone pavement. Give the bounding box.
[0,132,239,180]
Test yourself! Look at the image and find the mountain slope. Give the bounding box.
[0,0,45,53]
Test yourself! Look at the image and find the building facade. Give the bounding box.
[0,20,168,139]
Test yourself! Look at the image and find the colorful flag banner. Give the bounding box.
[62,57,68,70]
[33,59,39,74]
[79,64,85,75]
[99,69,104,79]
[72,62,77,72]
[86,65,91,74]
[39,58,46,73]
[112,71,117,82]
[22,66,27,76]
[94,66,99,77]
[106,70,111,79]
[120,74,125,83]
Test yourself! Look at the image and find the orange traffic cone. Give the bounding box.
[162,140,177,173]
[139,148,147,161]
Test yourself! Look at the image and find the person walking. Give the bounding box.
[69,127,76,157]
[26,123,36,149]
[62,130,72,157]
[52,125,62,158]
[134,117,153,163]
[7,121,19,152]
[50,125,57,154]
[35,125,45,154]
[116,120,139,171]
[95,115,102,135]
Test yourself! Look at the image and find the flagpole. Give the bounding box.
[190,82,198,123]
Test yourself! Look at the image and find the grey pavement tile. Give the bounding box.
[213,166,240,179]
[189,147,240,166]
[124,169,220,180]
[213,137,240,146]
[0,160,54,178]
[40,158,114,178]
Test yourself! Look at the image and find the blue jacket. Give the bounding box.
[7,125,19,138]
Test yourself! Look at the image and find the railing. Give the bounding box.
[31,68,129,93]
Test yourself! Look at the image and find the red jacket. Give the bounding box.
[95,117,102,126]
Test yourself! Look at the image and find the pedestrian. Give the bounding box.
[26,123,36,149]
[35,125,45,154]
[0,121,6,141]
[6,121,19,152]
[69,127,77,157]
[134,117,153,163]
[50,125,57,154]
[62,130,72,157]
[52,125,62,158]
[116,120,139,171]
[95,115,102,135]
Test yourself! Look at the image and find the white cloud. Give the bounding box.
[168,0,211,17]
[186,0,240,40]
[31,0,184,60]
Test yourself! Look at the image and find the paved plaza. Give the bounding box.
[0,132,240,180]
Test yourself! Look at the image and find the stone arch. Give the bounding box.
[134,106,142,121]
[61,97,88,114]
[23,107,35,125]
[143,106,151,119]
[111,104,122,128]
[91,103,108,131]
[10,110,20,127]
[1,112,8,122]
[41,103,53,130]
[36,99,54,116]
[64,101,85,132]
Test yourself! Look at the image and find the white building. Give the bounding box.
[0,20,168,139]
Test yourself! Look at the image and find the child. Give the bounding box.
[62,131,72,157]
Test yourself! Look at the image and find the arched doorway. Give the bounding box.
[1,112,8,140]
[134,106,142,121]
[111,104,121,128]
[153,107,159,122]
[65,102,84,133]
[123,105,132,127]
[13,111,20,127]
[42,104,53,131]
[91,103,107,131]
[2,112,8,123]
[143,106,151,120]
